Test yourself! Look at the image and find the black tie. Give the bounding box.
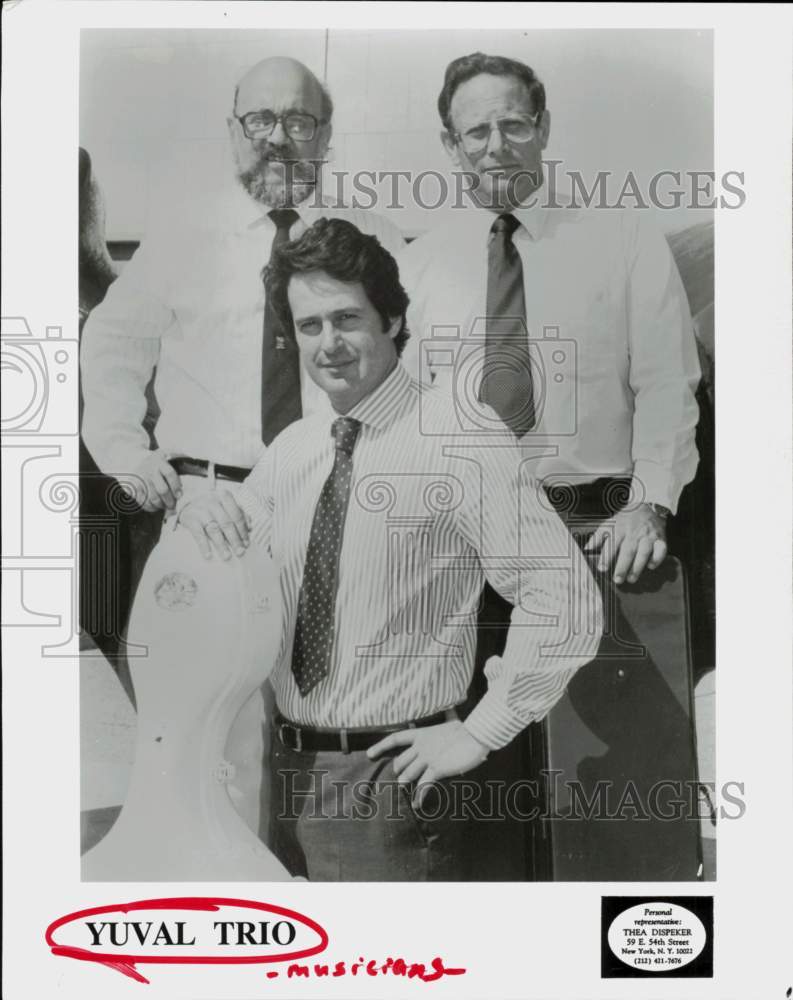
[261,208,302,446]
[479,213,535,436]
[291,417,362,696]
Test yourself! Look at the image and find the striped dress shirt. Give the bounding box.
[80,188,405,476]
[241,363,603,751]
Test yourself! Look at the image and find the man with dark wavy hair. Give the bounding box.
[181,217,602,881]
[266,217,411,359]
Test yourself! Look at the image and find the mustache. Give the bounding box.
[252,155,328,184]
[262,154,329,164]
[251,141,327,165]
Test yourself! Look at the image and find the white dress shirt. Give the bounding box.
[398,196,700,513]
[241,363,603,750]
[80,187,405,475]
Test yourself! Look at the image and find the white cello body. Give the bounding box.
[83,513,290,881]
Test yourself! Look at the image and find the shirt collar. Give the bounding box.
[220,179,331,233]
[511,188,547,240]
[459,180,548,243]
[343,362,415,431]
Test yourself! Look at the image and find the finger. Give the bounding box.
[396,756,428,786]
[139,476,164,509]
[597,530,615,573]
[120,480,139,504]
[150,470,178,510]
[204,496,242,554]
[160,461,183,502]
[131,476,155,509]
[216,517,246,556]
[183,513,213,560]
[392,746,419,777]
[627,536,655,584]
[412,769,438,810]
[648,538,668,570]
[218,491,250,551]
[367,729,415,759]
[612,536,637,585]
[203,518,232,560]
[583,525,606,552]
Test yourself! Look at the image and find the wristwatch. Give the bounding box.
[647,502,671,519]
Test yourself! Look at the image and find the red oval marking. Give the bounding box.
[45,897,329,984]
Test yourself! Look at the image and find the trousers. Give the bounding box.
[267,730,530,881]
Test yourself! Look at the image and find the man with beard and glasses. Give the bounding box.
[80,56,404,837]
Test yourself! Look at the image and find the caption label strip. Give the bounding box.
[45,897,466,986]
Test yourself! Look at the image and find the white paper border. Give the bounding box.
[2,3,791,998]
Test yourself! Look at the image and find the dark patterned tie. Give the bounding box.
[479,212,535,436]
[291,417,362,696]
[260,208,302,446]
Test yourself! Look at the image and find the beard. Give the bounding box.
[236,152,322,209]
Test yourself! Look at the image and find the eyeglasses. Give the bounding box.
[452,114,541,154]
[236,110,325,142]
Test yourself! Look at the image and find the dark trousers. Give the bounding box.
[267,478,635,882]
[268,732,529,882]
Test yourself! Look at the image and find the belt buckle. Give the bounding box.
[278,722,302,752]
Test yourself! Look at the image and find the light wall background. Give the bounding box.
[81,28,713,240]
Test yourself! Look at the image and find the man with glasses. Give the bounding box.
[80,56,403,835]
[82,55,403,532]
[398,52,701,878]
[400,51,700,584]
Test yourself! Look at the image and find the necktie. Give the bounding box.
[291,417,362,697]
[261,208,302,446]
[479,213,535,436]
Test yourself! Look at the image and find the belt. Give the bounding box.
[275,709,457,754]
[169,457,252,484]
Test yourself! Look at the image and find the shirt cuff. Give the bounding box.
[95,444,156,484]
[463,688,530,752]
[630,462,679,515]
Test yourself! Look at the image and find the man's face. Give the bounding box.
[228,59,331,209]
[442,72,550,212]
[288,271,400,414]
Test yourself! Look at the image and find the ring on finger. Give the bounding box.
[204,519,220,532]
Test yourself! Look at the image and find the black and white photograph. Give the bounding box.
[2,4,791,998]
[77,26,716,884]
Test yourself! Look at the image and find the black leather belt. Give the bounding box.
[169,456,252,484]
[275,709,457,754]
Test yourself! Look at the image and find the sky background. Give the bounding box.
[80,28,714,240]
